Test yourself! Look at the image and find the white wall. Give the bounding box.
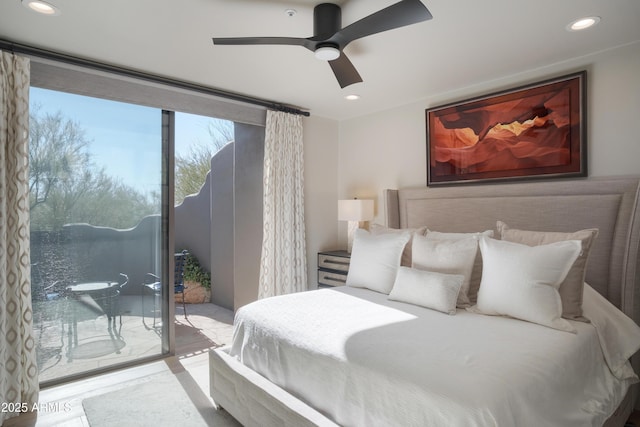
[303,115,340,288]
[337,41,640,240]
[303,41,640,284]
[588,43,640,176]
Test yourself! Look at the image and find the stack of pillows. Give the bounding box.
[345,222,599,333]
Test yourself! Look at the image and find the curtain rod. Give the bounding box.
[0,39,311,117]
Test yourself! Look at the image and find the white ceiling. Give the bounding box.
[1,0,639,120]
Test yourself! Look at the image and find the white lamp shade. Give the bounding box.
[338,199,374,221]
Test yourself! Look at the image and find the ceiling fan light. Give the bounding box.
[315,46,340,61]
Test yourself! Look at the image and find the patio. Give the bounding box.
[33,294,234,384]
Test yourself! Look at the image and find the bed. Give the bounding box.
[209,175,640,427]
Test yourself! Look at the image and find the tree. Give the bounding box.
[29,106,91,212]
[174,118,233,205]
[207,118,234,152]
[29,107,159,231]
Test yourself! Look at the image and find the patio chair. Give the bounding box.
[142,250,188,327]
[31,262,70,334]
[111,273,129,328]
[32,262,69,368]
[32,262,66,302]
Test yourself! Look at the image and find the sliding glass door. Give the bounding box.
[29,87,169,385]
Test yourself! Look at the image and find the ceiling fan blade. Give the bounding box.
[334,0,432,47]
[213,37,313,50]
[328,54,363,88]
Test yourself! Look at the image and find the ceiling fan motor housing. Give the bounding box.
[314,3,342,40]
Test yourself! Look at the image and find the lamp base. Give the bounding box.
[346,221,366,253]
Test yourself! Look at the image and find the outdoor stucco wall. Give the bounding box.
[31,215,162,295]
[209,142,235,310]
[174,142,235,309]
[175,122,265,312]
[174,162,214,274]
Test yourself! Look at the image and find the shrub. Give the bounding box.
[183,252,211,290]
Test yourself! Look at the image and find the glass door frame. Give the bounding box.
[35,107,175,389]
[162,109,175,355]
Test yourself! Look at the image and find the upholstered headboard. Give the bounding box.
[384,176,640,326]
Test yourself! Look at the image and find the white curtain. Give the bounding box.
[258,110,307,298]
[0,50,39,424]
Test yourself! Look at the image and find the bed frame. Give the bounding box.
[210,175,640,427]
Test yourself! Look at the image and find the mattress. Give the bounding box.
[229,285,638,427]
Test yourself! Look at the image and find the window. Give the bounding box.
[27,56,263,385]
[30,88,167,384]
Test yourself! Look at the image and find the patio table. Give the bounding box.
[66,281,120,346]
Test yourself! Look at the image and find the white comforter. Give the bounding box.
[230,286,638,427]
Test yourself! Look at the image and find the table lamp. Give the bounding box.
[338,199,374,253]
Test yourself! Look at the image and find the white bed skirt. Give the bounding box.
[209,346,339,427]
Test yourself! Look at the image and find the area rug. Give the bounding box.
[82,370,239,427]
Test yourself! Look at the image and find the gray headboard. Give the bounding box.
[384,176,640,325]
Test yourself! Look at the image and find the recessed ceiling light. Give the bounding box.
[21,0,61,15]
[345,94,360,101]
[567,16,600,31]
[284,9,297,17]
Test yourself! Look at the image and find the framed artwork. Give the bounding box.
[426,71,586,186]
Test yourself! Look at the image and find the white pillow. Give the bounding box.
[389,267,463,315]
[425,229,494,304]
[346,228,411,294]
[497,221,598,322]
[412,235,478,307]
[472,237,582,332]
[370,223,427,267]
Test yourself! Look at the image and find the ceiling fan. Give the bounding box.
[212,0,433,88]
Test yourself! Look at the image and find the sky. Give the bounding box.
[30,87,227,195]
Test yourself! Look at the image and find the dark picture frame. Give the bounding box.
[426,71,586,186]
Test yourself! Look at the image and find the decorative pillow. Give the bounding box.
[388,267,463,315]
[411,235,478,307]
[370,223,427,267]
[346,228,411,294]
[497,221,598,322]
[425,229,494,304]
[472,237,582,333]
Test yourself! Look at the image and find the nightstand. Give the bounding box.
[317,250,351,287]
